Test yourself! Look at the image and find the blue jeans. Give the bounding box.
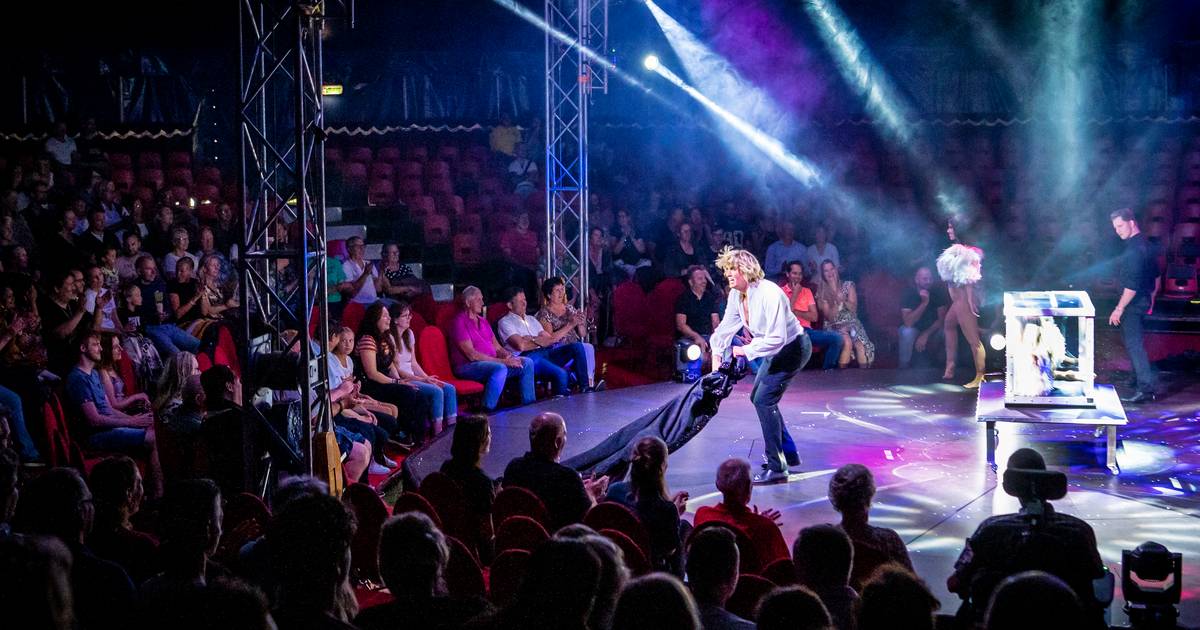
[145,324,201,356]
[807,328,844,370]
[88,427,148,452]
[750,334,811,473]
[413,381,458,421]
[1122,299,1156,393]
[0,384,39,460]
[455,358,535,410]
[526,342,590,395]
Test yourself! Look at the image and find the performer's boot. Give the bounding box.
[962,343,986,389]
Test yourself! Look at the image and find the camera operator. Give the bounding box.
[948,448,1107,629]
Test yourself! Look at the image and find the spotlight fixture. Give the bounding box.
[989,333,1007,351]
[643,54,660,71]
[674,340,702,382]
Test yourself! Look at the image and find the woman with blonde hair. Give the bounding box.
[153,351,199,415]
[815,259,875,368]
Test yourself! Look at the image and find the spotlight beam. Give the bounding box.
[646,61,821,186]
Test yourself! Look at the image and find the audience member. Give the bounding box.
[984,570,1082,630]
[947,448,1106,627]
[554,524,630,630]
[793,524,858,630]
[498,212,540,269]
[131,255,203,355]
[489,112,521,157]
[537,276,601,390]
[675,265,721,360]
[198,365,249,496]
[342,236,383,306]
[508,142,538,197]
[765,222,806,282]
[354,301,431,441]
[662,222,704,278]
[79,206,120,261]
[606,436,688,574]
[687,525,755,629]
[40,267,100,376]
[66,332,162,496]
[484,539,601,630]
[815,260,874,368]
[356,512,493,630]
[378,243,421,300]
[827,463,912,590]
[165,577,276,630]
[267,493,358,630]
[44,122,78,166]
[780,261,844,370]
[82,264,121,332]
[754,586,832,630]
[390,301,457,432]
[612,208,652,279]
[14,467,136,630]
[0,531,75,630]
[498,286,591,395]
[117,232,143,283]
[449,286,535,410]
[139,479,227,622]
[898,266,947,368]
[694,458,790,568]
[438,414,497,558]
[612,573,701,630]
[805,225,839,280]
[87,455,159,583]
[857,564,939,630]
[502,412,608,530]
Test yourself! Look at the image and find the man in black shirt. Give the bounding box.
[502,412,609,530]
[675,265,721,357]
[898,266,948,368]
[132,255,201,356]
[948,448,1106,628]
[1109,208,1159,403]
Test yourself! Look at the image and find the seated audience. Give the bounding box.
[764,222,806,282]
[781,261,844,370]
[163,227,199,280]
[606,436,688,574]
[378,242,423,301]
[554,525,630,630]
[508,143,539,197]
[97,332,152,414]
[489,112,521,157]
[485,539,602,630]
[0,516,75,630]
[342,236,383,306]
[354,301,431,441]
[804,225,839,280]
[266,493,358,630]
[327,325,405,440]
[612,208,652,279]
[754,586,832,630]
[675,265,721,361]
[390,301,457,432]
[694,458,790,568]
[79,206,119,264]
[87,455,159,584]
[502,412,608,530]
[827,463,913,590]
[947,448,1106,627]
[687,526,755,629]
[40,267,100,376]
[117,283,166,390]
[116,232,143,283]
[612,573,701,630]
[131,255,202,356]
[168,256,204,329]
[82,265,121,332]
[499,286,591,396]
[66,332,162,497]
[898,266,947,368]
[355,512,493,630]
[857,565,939,630]
[449,286,535,410]
[438,414,496,558]
[537,276,601,390]
[983,570,1082,630]
[14,467,136,630]
[139,479,227,616]
[792,524,858,630]
[815,260,874,368]
[662,223,703,278]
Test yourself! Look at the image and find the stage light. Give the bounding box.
[643,54,659,71]
[990,333,1007,351]
[674,340,703,382]
[685,343,701,361]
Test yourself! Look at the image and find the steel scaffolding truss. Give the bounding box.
[238,0,347,475]
[545,0,607,304]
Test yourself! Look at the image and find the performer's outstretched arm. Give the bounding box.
[709,295,743,370]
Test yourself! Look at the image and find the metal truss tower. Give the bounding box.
[545,0,608,304]
[238,0,349,475]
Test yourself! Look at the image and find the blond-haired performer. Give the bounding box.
[710,248,811,484]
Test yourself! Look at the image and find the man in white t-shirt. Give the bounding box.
[497,286,591,396]
[341,236,382,304]
[764,221,807,281]
[44,122,78,166]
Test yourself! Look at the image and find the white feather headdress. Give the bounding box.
[936,244,983,286]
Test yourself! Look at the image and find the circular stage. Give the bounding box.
[404,368,1200,626]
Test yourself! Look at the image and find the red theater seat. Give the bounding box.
[376,146,402,164]
[347,146,373,164]
[415,326,486,398]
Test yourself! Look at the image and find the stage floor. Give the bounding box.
[404,368,1200,626]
